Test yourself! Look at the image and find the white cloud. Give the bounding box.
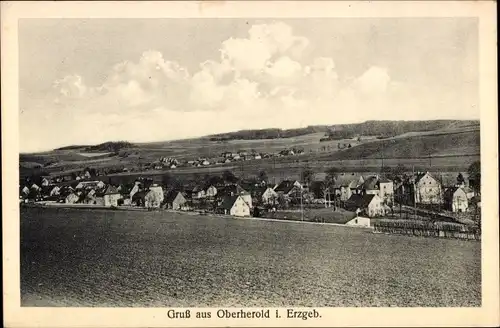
[264,56,302,80]
[351,66,391,96]
[53,74,88,98]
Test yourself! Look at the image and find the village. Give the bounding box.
[19,161,481,230]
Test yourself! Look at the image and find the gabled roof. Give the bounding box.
[346,194,376,209]
[219,184,249,196]
[332,175,363,189]
[443,187,466,201]
[361,176,378,191]
[252,186,272,198]
[414,171,438,185]
[274,180,299,194]
[220,195,240,210]
[104,185,120,195]
[165,190,185,203]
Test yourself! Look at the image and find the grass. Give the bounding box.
[21,206,481,307]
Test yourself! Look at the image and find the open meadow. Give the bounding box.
[21,207,481,307]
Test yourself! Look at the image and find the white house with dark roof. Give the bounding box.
[345,194,385,217]
[219,195,251,217]
[444,187,468,213]
[103,185,122,207]
[414,172,443,205]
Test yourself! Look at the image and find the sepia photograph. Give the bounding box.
[2,1,498,327]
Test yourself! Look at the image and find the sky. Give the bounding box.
[19,18,479,152]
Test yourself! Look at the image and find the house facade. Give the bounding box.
[220,195,251,217]
[414,172,443,205]
[346,194,385,218]
[260,187,278,204]
[205,185,218,198]
[170,192,187,210]
[378,179,394,207]
[103,186,122,207]
[49,186,61,196]
[444,187,469,213]
[145,189,163,208]
[65,192,79,204]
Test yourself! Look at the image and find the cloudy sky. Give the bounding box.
[19,18,478,152]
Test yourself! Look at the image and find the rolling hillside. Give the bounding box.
[328,130,480,160]
[19,120,480,177]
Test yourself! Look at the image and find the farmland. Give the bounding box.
[21,207,481,307]
[19,120,480,180]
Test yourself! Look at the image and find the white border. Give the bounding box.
[2,1,498,327]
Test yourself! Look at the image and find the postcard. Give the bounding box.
[2,1,498,327]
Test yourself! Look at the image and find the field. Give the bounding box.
[21,207,481,307]
[19,121,480,179]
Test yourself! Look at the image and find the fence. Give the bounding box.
[373,219,481,241]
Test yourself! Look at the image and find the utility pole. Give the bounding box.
[412,165,417,220]
[300,188,304,221]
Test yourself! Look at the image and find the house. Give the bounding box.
[414,172,443,205]
[20,186,30,197]
[345,194,385,218]
[345,216,372,228]
[218,184,252,208]
[219,195,251,217]
[59,185,74,197]
[170,164,177,169]
[165,191,188,210]
[202,160,210,166]
[75,180,106,190]
[31,183,41,191]
[79,190,97,205]
[463,186,475,200]
[137,185,165,208]
[333,175,364,201]
[129,182,142,200]
[444,187,469,213]
[253,154,262,160]
[378,178,394,206]
[205,185,218,198]
[360,176,379,195]
[49,185,61,197]
[253,186,278,205]
[358,175,394,206]
[132,191,147,207]
[103,185,122,207]
[224,158,232,164]
[144,189,162,208]
[274,180,303,197]
[192,185,206,199]
[65,192,79,204]
[41,178,51,187]
[232,154,241,160]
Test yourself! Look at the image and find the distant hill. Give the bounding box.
[207,126,330,141]
[19,120,480,178]
[54,145,91,151]
[84,141,135,153]
[324,120,478,140]
[329,130,480,160]
[206,120,479,141]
